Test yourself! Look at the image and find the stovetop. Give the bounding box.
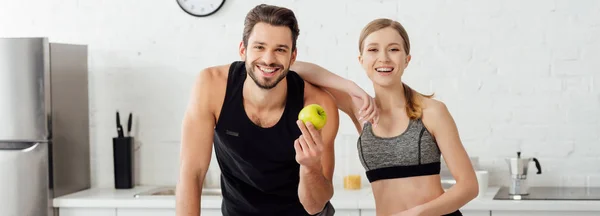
[494,186,600,200]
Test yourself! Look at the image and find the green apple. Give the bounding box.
[298,104,327,130]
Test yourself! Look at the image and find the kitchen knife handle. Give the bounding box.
[127,113,132,135]
[533,157,542,174]
[116,111,124,137]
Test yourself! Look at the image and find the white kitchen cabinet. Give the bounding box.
[116,208,221,216]
[335,209,360,216]
[361,209,490,216]
[359,210,376,216]
[200,209,222,216]
[491,211,600,216]
[117,209,175,216]
[202,209,223,216]
[116,208,356,216]
[58,208,116,216]
[461,210,491,216]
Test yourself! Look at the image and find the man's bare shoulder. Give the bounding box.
[196,64,230,87]
[303,81,335,105]
[190,64,231,117]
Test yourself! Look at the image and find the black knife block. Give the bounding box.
[113,136,134,189]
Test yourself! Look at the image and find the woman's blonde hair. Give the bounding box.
[358,18,434,120]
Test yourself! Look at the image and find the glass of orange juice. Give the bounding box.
[341,135,363,190]
[344,174,361,190]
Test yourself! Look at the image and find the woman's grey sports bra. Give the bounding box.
[357,118,441,183]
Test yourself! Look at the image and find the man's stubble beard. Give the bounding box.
[246,58,290,90]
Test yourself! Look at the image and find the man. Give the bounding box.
[176,4,339,216]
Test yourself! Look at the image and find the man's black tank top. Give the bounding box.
[213,61,311,216]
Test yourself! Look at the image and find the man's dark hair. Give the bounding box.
[243,4,300,51]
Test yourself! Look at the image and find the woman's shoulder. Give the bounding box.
[419,97,453,133]
[420,97,448,115]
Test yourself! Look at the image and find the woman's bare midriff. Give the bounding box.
[370,174,445,216]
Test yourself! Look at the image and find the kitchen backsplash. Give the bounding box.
[2,0,599,188]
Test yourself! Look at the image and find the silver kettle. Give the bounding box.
[505,152,542,195]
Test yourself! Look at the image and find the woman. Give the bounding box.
[292,18,478,216]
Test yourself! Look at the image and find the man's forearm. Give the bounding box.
[298,166,334,214]
[176,174,202,216]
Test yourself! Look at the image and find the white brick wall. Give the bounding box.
[2,0,599,189]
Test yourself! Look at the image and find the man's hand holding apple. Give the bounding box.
[294,104,328,172]
[294,119,324,171]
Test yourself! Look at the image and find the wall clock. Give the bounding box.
[177,0,226,17]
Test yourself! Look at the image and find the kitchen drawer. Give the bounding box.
[336,209,360,216]
[462,210,491,216]
[59,208,116,216]
[361,209,490,216]
[116,208,221,216]
[117,209,174,216]
[492,211,600,216]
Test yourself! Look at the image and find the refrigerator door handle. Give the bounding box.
[0,142,40,152]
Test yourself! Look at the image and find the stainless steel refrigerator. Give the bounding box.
[0,37,91,216]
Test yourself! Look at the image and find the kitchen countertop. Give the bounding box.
[53,186,600,211]
[53,185,372,210]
